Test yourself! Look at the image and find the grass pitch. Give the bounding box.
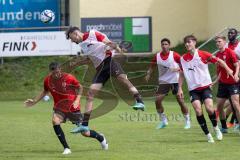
[0,100,239,160]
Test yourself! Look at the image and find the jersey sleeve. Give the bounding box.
[69,75,80,88]
[43,77,49,91]
[200,51,219,64]
[95,31,107,42]
[173,52,181,64]
[150,54,157,67]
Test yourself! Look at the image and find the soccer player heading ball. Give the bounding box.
[24,62,108,154]
[65,26,145,133]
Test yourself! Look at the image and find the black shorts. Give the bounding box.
[189,87,213,103]
[92,56,125,85]
[217,83,239,99]
[53,109,83,124]
[156,83,179,95]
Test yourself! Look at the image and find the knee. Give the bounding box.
[176,96,184,104]
[52,117,61,125]
[81,131,90,137]
[155,96,164,103]
[194,108,202,116]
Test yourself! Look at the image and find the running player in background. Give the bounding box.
[145,38,190,129]
[178,35,233,143]
[215,36,240,133]
[24,62,108,155]
[65,26,145,134]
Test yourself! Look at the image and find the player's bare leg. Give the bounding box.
[52,113,71,154]
[204,98,222,140]
[155,94,168,129]
[116,74,145,110]
[70,83,108,149]
[229,94,240,131]
[71,83,102,134]
[80,131,108,150]
[217,98,228,133]
[176,96,191,129]
[192,100,214,143]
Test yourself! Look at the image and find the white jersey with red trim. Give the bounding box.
[157,51,179,84]
[80,30,108,68]
[180,50,212,91]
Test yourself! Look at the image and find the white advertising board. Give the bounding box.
[0,31,80,57]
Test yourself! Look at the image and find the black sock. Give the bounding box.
[220,119,227,129]
[53,125,70,149]
[230,113,237,124]
[82,113,91,126]
[134,93,144,104]
[89,130,104,142]
[208,112,217,127]
[196,115,209,135]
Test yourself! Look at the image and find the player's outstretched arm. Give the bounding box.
[177,71,185,99]
[216,59,234,78]
[24,90,48,107]
[73,84,83,109]
[102,38,123,54]
[145,67,154,82]
[233,62,240,82]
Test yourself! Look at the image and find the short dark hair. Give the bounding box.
[228,28,238,34]
[49,62,60,71]
[65,26,80,39]
[215,35,227,41]
[183,35,197,43]
[161,38,171,45]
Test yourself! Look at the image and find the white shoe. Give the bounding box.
[100,134,108,150]
[184,120,191,129]
[207,133,215,143]
[214,127,223,141]
[62,148,71,155]
[233,124,240,133]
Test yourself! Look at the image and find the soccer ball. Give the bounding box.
[40,10,55,23]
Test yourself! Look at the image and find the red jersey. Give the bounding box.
[151,51,181,67]
[181,50,218,90]
[44,73,81,112]
[228,40,239,50]
[216,48,238,84]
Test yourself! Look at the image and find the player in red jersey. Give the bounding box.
[214,36,240,133]
[24,62,108,155]
[145,38,190,129]
[223,28,240,128]
[178,35,233,143]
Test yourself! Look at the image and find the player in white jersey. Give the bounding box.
[178,35,233,143]
[65,26,145,134]
[145,38,190,129]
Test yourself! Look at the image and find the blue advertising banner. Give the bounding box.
[0,0,60,30]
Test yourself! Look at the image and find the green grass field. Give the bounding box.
[0,100,240,160]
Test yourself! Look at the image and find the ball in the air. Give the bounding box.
[40,9,55,23]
